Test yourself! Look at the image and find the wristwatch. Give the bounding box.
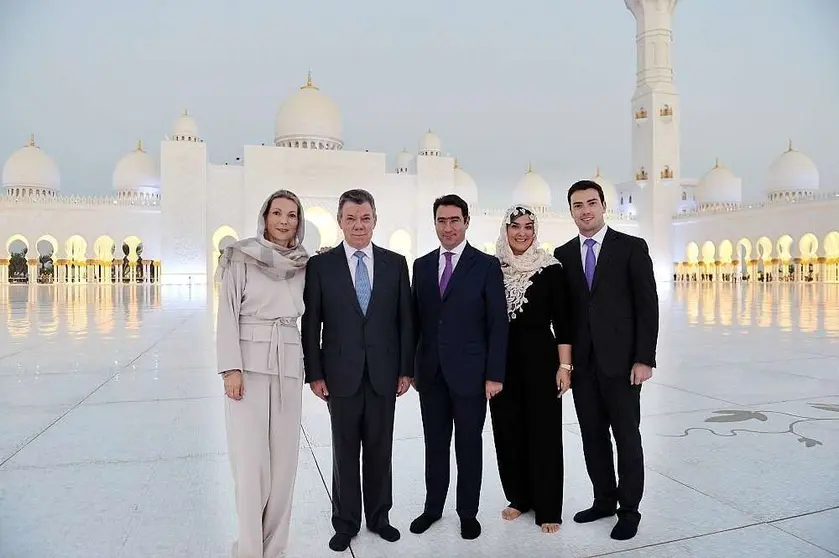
[559,363,573,371]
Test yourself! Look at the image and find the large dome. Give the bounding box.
[113,140,160,196]
[591,168,619,211]
[765,140,819,195]
[696,159,742,207]
[512,165,551,208]
[274,72,343,150]
[2,135,60,196]
[453,159,478,205]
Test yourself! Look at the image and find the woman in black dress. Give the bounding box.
[490,204,573,534]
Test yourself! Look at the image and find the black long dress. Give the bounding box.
[489,262,572,526]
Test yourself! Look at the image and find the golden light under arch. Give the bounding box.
[736,238,752,261]
[686,242,700,263]
[388,229,412,258]
[776,235,793,261]
[718,239,734,263]
[798,233,819,260]
[65,235,88,262]
[756,237,773,261]
[823,231,839,257]
[94,236,116,262]
[305,206,339,249]
[4,234,30,256]
[212,225,239,252]
[701,241,715,264]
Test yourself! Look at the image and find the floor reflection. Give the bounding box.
[675,283,839,336]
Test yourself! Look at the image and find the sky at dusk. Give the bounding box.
[1,0,837,209]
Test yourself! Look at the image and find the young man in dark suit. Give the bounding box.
[553,180,659,541]
[409,194,508,540]
[301,189,415,552]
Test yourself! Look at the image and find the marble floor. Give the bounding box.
[1,282,838,557]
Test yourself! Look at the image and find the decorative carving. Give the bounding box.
[635,166,648,181]
[662,403,839,448]
[660,104,673,117]
[172,236,201,263]
[661,165,674,179]
[634,107,648,120]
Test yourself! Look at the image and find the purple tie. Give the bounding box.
[584,238,597,289]
[439,251,454,294]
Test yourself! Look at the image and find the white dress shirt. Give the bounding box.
[438,238,468,280]
[343,241,374,288]
[579,225,609,269]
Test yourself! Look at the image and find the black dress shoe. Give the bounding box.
[573,506,617,523]
[409,512,441,534]
[328,533,353,552]
[460,518,481,540]
[370,524,401,542]
[611,515,640,540]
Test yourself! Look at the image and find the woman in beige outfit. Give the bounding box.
[216,189,310,558]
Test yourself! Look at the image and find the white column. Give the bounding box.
[625,0,680,282]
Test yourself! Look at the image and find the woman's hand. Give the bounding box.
[223,370,244,400]
[556,369,571,398]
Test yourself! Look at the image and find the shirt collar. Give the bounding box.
[580,225,608,246]
[440,238,468,256]
[343,240,374,260]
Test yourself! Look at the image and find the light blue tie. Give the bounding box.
[354,251,371,314]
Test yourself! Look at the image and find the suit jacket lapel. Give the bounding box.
[365,245,388,318]
[590,228,616,294]
[442,243,476,302]
[332,245,364,318]
[569,237,588,292]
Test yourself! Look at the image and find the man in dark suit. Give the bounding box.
[553,180,659,541]
[409,194,508,540]
[301,189,414,552]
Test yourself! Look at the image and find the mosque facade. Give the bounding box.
[1,0,837,286]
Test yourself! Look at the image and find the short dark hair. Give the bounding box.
[567,180,605,206]
[433,194,469,222]
[337,189,376,220]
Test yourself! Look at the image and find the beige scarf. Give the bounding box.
[495,204,560,320]
[215,189,310,282]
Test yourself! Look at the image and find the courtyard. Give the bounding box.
[1,282,838,557]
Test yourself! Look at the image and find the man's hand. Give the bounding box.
[397,376,412,397]
[631,363,653,385]
[486,380,503,400]
[310,379,329,401]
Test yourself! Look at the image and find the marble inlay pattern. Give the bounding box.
[1,283,838,557]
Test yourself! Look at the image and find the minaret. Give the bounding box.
[625,0,680,282]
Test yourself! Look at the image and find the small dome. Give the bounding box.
[274,72,342,150]
[696,159,742,206]
[2,135,60,193]
[591,168,619,211]
[113,140,160,193]
[419,129,441,156]
[453,159,478,205]
[173,110,200,141]
[765,140,819,194]
[512,164,551,208]
[395,148,413,174]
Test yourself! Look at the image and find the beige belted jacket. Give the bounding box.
[217,260,305,378]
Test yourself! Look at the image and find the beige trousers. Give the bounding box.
[226,371,303,558]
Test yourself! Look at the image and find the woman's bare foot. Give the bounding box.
[501,507,523,521]
[541,523,560,534]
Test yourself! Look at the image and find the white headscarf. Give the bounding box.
[495,204,560,320]
[215,189,310,283]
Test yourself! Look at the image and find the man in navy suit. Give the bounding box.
[409,194,508,540]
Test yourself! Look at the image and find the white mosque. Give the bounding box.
[1,0,837,286]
